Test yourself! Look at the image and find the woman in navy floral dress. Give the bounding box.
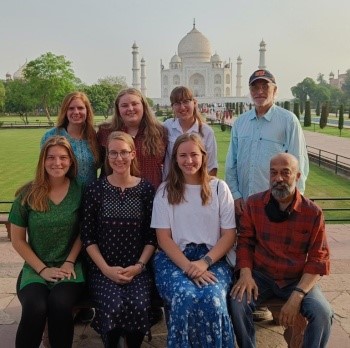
[81,131,156,348]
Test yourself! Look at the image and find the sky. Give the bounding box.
[1,0,350,100]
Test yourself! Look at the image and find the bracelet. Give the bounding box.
[294,287,307,296]
[64,260,76,265]
[136,261,146,270]
[38,266,48,275]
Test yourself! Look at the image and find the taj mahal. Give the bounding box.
[5,21,269,107]
[131,21,268,106]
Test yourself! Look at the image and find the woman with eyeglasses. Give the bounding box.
[81,131,157,348]
[162,86,218,180]
[97,88,167,190]
[9,136,85,348]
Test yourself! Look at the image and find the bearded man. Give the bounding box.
[229,153,333,348]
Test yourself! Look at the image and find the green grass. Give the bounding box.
[302,124,350,138]
[0,129,46,200]
[1,125,349,221]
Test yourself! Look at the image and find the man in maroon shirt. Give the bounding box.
[229,153,333,348]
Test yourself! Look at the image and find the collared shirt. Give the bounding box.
[162,118,218,180]
[97,126,167,189]
[225,104,309,200]
[236,189,330,287]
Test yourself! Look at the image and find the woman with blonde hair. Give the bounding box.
[9,136,85,348]
[81,131,157,348]
[97,88,167,189]
[41,91,100,186]
[152,133,236,347]
[162,86,218,180]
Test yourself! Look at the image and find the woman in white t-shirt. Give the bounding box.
[151,133,236,347]
[162,86,218,180]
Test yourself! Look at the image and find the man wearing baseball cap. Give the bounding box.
[225,69,309,320]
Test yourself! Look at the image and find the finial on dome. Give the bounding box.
[193,18,196,29]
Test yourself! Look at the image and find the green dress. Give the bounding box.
[9,179,85,290]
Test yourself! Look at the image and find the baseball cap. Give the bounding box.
[249,69,276,85]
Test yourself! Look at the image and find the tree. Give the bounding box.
[0,81,5,112]
[84,75,127,118]
[24,52,77,120]
[319,103,328,129]
[317,73,327,85]
[291,78,316,106]
[316,101,320,116]
[304,100,311,127]
[293,102,300,119]
[4,80,36,120]
[338,104,344,136]
[283,101,290,110]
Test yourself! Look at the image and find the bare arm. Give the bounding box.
[11,223,46,274]
[279,273,321,327]
[156,228,192,272]
[60,235,82,279]
[205,228,236,263]
[11,223,68,282]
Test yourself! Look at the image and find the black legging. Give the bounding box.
[16,280,84,348]
[104,327,145,348]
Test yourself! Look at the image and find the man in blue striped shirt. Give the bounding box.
[225,69,309,217]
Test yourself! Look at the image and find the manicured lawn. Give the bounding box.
[302,124,350,138]
[1,125,349,221]
[0,129,46,202]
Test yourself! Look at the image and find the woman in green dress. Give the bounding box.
[9,136,85,348]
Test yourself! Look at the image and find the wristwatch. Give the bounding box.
[202,255,213,267]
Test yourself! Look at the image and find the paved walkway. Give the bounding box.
[0,130,349,347]
[304,130,350,167]
[0,222,349,348]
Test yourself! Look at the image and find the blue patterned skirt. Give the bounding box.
[154,243,235,348]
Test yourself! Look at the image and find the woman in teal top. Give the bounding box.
[41,91,100,186]
[9,136,85,348]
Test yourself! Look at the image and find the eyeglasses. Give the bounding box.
[172,99,192,108]
[108,150,132,159]
[249,83,274,93]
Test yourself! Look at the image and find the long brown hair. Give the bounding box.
[170,86,204,137]
[166,133,212,205]
[17,136,78,212]
[56,91,100,165]
[104,131,140,177]
[102,88,166,157]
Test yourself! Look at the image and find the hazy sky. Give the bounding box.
[1,0,349,100]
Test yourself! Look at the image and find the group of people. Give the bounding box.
[9,69,333,348]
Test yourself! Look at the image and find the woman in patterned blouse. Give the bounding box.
[81,131,157,348]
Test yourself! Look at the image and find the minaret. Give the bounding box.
[236,56,242,97]
[140,57,147,96]
[132,42,140,90]
[258,39,267,69]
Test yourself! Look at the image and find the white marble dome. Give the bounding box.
[170,53,181,63]
[211,53,221,62]
[178,25,212,62]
